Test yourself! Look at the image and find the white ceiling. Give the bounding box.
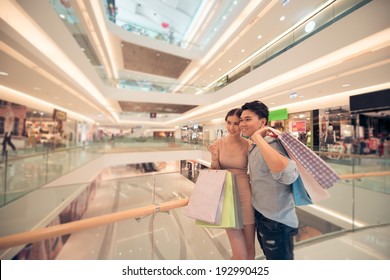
[0,0,389,128]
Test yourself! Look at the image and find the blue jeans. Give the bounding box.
[254,210,298,260]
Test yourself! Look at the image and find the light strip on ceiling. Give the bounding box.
[262,59,390,105]
[202,0,337,90]
[0,85,94,123]
[0,41,113,122]
[179,0,265,85]
[271,83,390,114]
[166,29,390,125]
[181,0,213,48]
[1,0,117,122]
[82,0,118,79]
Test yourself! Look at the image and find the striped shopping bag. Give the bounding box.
[269,128,340,189]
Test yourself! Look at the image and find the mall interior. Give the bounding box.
[0,0,389,260]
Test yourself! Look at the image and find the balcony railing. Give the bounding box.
[0,168,389,260]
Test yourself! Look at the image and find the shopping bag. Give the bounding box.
[291,174,313,206]
[275,139,313,206]
[287,148,331,202]
[196,171,243,229]
[269,128,340,189]
[185,169,227,224]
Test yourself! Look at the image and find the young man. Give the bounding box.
[240,100,299,260]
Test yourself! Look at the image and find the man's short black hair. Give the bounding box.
[241,100,269,123]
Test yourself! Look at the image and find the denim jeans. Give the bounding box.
[254,210,298,260]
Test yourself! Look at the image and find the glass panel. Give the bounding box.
[1,164,389,259]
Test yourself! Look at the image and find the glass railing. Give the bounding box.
[0,145,102,206]
[0,165,389,260]
[1,137,389,208]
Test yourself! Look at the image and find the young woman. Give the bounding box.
[206,108,255,259]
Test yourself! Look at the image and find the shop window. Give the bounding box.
[13,118,19,136]
[0,116,4,134]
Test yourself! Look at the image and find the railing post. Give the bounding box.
[3,151,8,204]
[352,156,355,231]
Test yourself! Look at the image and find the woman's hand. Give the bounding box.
[205,143,219,161]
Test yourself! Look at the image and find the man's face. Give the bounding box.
[240,109,265,137]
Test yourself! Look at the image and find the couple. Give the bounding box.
[206,100,299,260]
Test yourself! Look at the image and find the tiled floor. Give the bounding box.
[295,224,390,260]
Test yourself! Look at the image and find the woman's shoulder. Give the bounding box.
[240,137,252,151]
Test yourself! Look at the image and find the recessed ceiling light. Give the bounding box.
[280,16,285,21]
[218,68,222,71]
[0,71,9,76]
[342,83,351,87]
[305,21,316,33]
[33,87,41,91]
[257,35,262,39]
[241,49,245,53]
[289,92,298,99]
[59,14,66,19]
[228,60,232,63]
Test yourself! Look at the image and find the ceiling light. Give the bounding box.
[59,14,66,19]
[228,60,232,63]
[0,71,9,76]
[280,16,285,21]
[290,92,298,99]
[281,0,290,6]
[257,35,262,39]
[342,83,351,87]
[305,21,316,33]
[33,87,41,91]
[241,49,245,53]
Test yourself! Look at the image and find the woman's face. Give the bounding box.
[226,115,241,136]
[240,109,265,137]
